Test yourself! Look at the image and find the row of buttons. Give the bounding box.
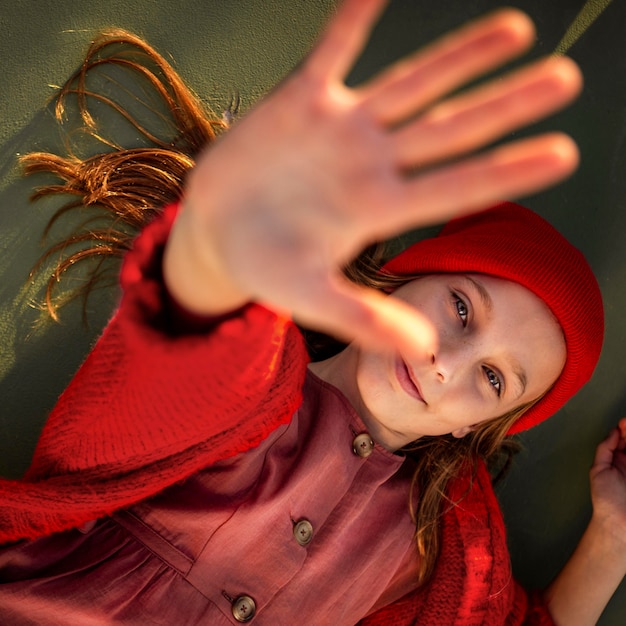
[228,517,313,621]
[229,430,373,621]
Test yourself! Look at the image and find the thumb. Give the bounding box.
[591,428,620,478]
[282,274,438,359]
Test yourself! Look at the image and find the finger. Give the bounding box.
[284,274,438,358]
[358,8,535,125]
[591,429,620,474]
[392,56,582,169]
[305,0,389,83]
[378,133,579,236]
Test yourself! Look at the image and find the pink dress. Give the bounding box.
[0,371,420,625]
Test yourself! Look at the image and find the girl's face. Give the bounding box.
[318,273,566,451]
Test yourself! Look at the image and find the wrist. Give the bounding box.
[163,200,249,316]
[587,513,626,559]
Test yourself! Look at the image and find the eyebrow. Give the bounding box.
[464,275,528,399]
[510,362,528,399]
[465,275,493,313]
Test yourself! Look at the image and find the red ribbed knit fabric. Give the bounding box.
[0,204,308,543]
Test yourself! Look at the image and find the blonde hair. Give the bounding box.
[22,29,225,320]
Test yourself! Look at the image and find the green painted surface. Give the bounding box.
[0,1,624,622]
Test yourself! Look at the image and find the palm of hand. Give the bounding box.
[183,0,582,351]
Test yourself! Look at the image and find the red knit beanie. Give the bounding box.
[382,202,604,434]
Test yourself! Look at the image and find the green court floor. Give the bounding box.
[0,1,624,623]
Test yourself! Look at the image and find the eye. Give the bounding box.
[453,293,468,327]
[483,366,502,396]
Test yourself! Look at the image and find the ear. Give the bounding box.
[451,425,474,439]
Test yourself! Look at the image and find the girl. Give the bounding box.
[0,1,624,624]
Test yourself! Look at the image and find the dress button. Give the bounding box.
[231,595,256,622]
[352,433,374,458]
[293,519,314,546]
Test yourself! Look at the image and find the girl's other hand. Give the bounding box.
[589,418,626,545]
[167,0,582,357]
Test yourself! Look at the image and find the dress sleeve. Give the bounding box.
[358,461,556,626]
[0,203,309,544]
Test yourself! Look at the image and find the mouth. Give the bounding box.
[395,356,426,404]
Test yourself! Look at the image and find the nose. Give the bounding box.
[430,340,466,383]
[431,352,446,382]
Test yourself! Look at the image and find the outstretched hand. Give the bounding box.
[168,0,582,355]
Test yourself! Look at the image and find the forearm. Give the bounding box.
[544,516,626,626]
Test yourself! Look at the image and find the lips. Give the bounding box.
[395,357,426,403]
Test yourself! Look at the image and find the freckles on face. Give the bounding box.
[352,273,566,448]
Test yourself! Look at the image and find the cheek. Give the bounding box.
[437,381,502,426]
[356,352,391,403]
